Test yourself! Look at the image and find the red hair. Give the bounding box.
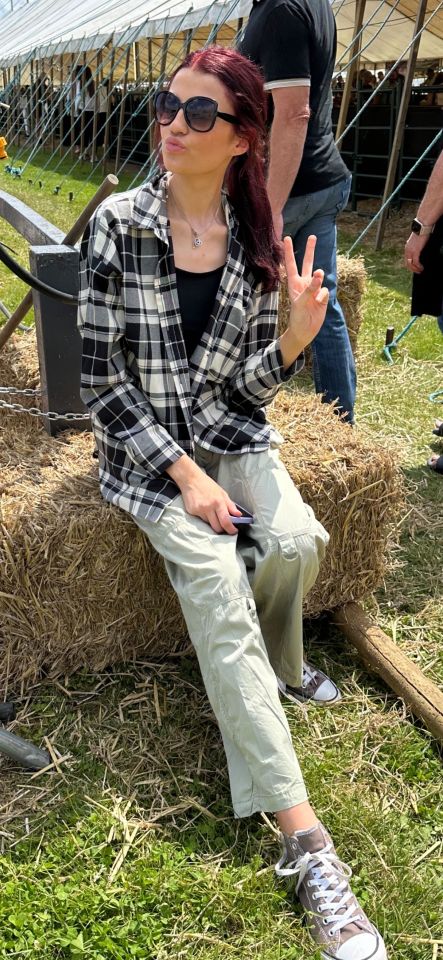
[166,46,281,292]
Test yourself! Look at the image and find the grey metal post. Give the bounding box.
[29,244,88,437]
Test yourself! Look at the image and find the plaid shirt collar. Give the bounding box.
[129,171,238,246]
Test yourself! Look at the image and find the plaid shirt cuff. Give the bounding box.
[260,340,305,386]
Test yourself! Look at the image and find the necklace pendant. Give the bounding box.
[193,236,203,248]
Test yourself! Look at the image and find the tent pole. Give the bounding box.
[102,46,115,173]
[375,0,428,250]
[335,0,367,145]
[115,44,131,174]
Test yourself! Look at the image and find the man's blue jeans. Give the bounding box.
[283,176,356,423]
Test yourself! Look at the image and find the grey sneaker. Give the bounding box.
[275,822,387,960]
[277,660,342,705]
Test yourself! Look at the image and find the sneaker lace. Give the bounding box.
[302,663,319,689]
[275,842,362,936]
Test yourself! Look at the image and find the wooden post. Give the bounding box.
[80,53,87,158]
[134,41,141,84]
[332,603,443,743]
[29,58,35,142]
[147,38,154,155]
[375,0,428,250]
[49,56,55,153]
[335,0,367,145]
[160,34,170,83]
[114,44,131,174]
[70,52,76,158]
[9,66,19,142]
[58,54,64,155]
[183,28,192,57]
[30,244,86,435]
[102,46,115,173]
[91,49,102,163]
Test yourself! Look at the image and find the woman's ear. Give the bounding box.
[232,135,249,158]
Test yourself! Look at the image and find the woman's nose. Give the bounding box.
[169,107,188,135]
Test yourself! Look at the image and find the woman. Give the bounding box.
[78,46,387,960]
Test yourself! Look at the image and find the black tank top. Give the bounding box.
[175,264,224,360]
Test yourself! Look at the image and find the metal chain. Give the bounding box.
[0,398,90,421]
[0,386,41,396]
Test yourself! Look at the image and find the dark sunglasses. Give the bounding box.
[154,90,237,132]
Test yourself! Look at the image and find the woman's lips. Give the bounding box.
[164,138,186,153]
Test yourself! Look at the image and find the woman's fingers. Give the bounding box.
[301,234,317,277]
[315,286,329,305]
[284,235,322,297]
[283,236,299,282]
[215,507,238,536]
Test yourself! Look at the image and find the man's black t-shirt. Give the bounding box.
[240,0,349,197]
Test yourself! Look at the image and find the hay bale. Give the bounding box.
[0,331,403,691]
[0,330,42,451]
[278,255,366,354]
[0,329,40,390]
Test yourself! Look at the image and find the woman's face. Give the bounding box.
[159,68,248,178]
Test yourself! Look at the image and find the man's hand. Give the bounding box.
[404,232,428,273]
[284,234,329,350]
[166,455,241,535]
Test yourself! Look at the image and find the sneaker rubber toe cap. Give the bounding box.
[311,676,342,704]
[333,931,387,960]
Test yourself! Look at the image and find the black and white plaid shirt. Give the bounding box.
[78,173,303,522]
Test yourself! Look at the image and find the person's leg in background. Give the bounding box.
[283,177,356,424]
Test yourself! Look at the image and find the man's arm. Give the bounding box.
[267,85,311,238]
[404,147,443,273]
[416,148,443,225]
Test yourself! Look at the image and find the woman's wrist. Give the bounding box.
[166,453,201,490]
[279,328,305,371]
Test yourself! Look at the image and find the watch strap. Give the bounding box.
[411,218,435,236]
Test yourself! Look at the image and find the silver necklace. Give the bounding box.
[168,184,222,249]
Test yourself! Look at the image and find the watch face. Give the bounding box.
[411,219,421,234]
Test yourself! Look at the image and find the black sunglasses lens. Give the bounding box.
[155,91,179,125]
[186,97,217,131]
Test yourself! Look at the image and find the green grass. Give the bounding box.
[1,165,442,959]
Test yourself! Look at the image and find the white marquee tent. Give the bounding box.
[0,0,442,70]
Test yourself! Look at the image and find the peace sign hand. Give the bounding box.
[283,234,329,351]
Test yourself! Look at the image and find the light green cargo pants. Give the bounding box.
[134,445,329,818]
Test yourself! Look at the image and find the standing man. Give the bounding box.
[240,0,356,422]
